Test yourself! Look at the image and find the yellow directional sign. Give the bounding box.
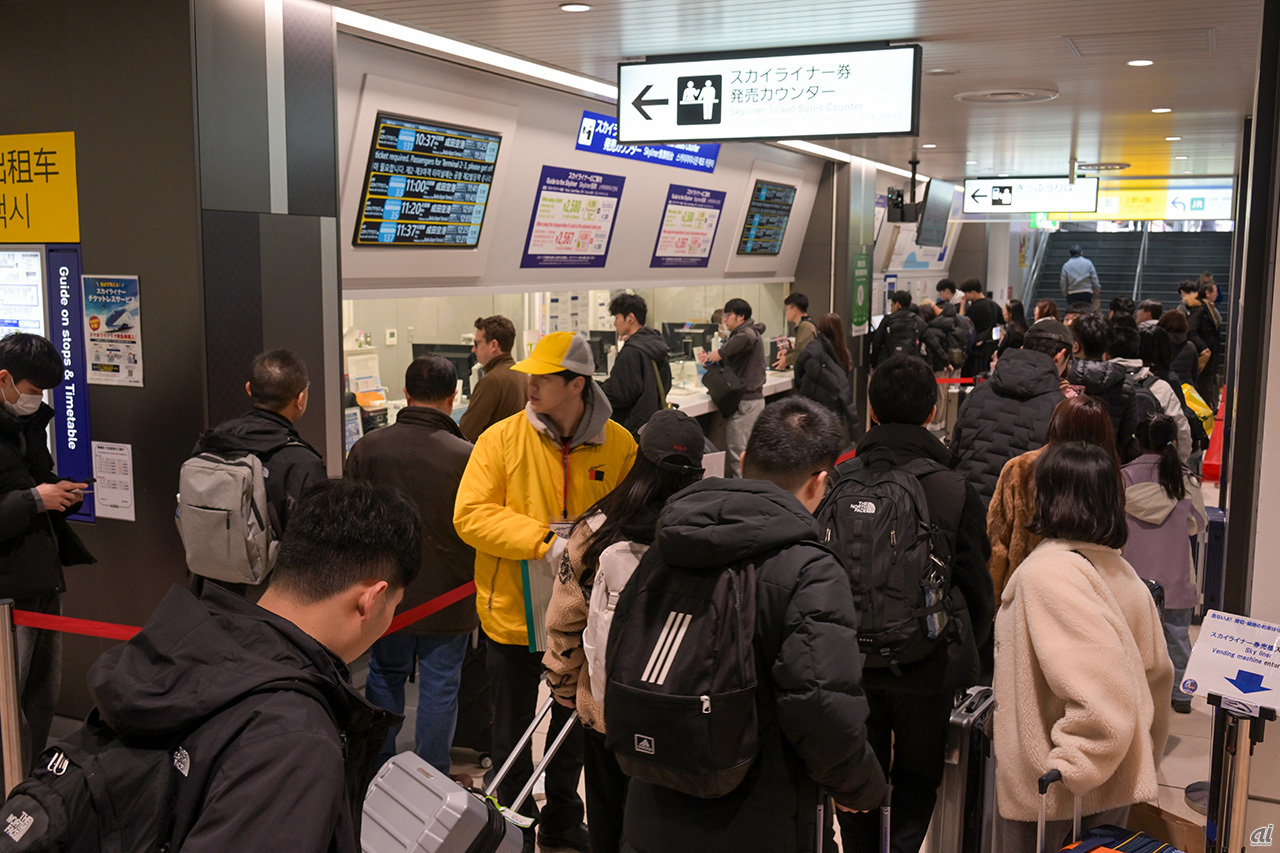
[0,132,79,243]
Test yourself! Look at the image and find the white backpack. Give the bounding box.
[582,539,649,708]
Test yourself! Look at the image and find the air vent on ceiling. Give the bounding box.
[1076,162,1131,171]
[1064,28,1215,58]
[954,88,1059,104]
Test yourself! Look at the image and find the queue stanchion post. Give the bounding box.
[0,599,24,795]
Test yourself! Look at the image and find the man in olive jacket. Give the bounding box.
[345,354,477,774]
[460,315,527,442]
[0,333,95,769]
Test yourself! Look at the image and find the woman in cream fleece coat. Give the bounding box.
[993,441,1173,851]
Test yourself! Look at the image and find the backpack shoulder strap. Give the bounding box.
[650,359,672,409]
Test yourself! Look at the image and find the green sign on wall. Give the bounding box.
[851,250,871,336]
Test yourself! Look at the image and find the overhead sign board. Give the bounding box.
[0,132,79,243]
[963,177,1099,214]
[576,111,720,173]
[1182,610,1280,711]
[618,43,921,144]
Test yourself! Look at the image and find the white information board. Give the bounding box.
[963,177,1099,214]
[1182,610,1280,711]
[91,441,135,522]
[618,43,920,144]
[0,248,47,338]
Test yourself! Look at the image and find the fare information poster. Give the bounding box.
[521,166,625,268]
[651,184,725,268]
[83,275,143,387]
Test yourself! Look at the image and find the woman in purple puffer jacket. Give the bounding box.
[1122,414,1207,715]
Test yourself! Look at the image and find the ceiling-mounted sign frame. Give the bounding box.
[962,176,1100,214]
[618,41,922,145]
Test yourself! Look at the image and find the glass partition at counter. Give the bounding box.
[342,281,786,401]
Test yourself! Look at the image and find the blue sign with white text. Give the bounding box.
[575,111,719,173]
[45,245,93,522]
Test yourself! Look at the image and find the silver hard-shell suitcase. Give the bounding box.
[362,696,576,853]
[922,686,995,853]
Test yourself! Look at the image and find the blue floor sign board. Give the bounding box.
[1183,610,1280,709]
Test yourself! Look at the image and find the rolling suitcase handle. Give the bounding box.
[816,785,891,853]
[483,695,580,812]
[1036,770,1080,853]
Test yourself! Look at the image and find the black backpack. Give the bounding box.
[0,680,332,853]
[815,450,957,673]
[949,315,976,368]
[885,313,924,360]
[1128,374,1162,422]
[603,549,759,799]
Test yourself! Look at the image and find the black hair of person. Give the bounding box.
[724,297,753,320]
[249,349,309,412]
[552,369,593,403]
[1178,279,1200,295]
[1022,335,1069,361]
[959,278,984,294]
[743,397,844,492]
[575,453,703,571]
[1006,299,1029,334]
[1133,414,1188,502]
[405,354,457,403]
[1107,325,1141,360]
[269,479,423,603]
[1071,312,1113,360]
[608,293,648,326]
[1148,326,1175,374]
[1137,299,1164,320]
[0,333,63,389]
[1110,313,1138,331]
[1028,441,1127,549]
[891,290,913,308]
[784,292,810,313]
[1109,295,1136,316]
[936,278,957,295]
[868,354,936,426]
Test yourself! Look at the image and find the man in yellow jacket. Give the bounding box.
[455,331,636,852]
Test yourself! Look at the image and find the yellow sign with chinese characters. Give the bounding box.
[0,132,79,243]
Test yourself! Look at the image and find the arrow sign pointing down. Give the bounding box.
[1226,669,1271,694]
[631,84,669,120]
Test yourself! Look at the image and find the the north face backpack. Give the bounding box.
[886,313,924,360]
[603,549,758,798]
[175,435,303,585]
[0,680,331,853]
[815,450,956,673]
[949,315,976,368]
[582,538,649,708]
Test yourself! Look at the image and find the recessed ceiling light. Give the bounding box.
[1128,60,1154,67]
[1175,155,1189,160]
[921,143,936,149]
[1182,170,1194,174]
[966,160,979,165]
[997,173,1009,177]
[1165,136,1182,141]
[559,2,592,10]
[1151,108,1172,113]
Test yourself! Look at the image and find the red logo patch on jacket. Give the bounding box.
[589,467,605,481]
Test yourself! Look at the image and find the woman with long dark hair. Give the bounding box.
[1123,414,1206,715]
[793,311,861,442]
[1003,299,1029,337]
[993,442,1172,851]
[1157,310,1200,386]
[544,409,706,853]
[986,395,1116,600]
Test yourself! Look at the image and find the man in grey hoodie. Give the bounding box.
[700,297,766,477]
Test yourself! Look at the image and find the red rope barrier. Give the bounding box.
[11,580,480,642]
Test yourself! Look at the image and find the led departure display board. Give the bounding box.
[353,112,501,247]
[736,180,796,256]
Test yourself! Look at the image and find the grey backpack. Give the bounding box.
[175,440,298,585]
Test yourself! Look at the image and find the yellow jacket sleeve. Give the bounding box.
[453,430,555,562]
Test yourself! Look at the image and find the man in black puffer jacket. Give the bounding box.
[601,294,671,436]
[794,333,860,441]
[1067,312,1138,455]
[951,320,1072,504]
[622,398,887,853]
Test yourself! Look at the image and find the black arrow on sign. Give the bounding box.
[969,188,988,203]
[631,84,669,120]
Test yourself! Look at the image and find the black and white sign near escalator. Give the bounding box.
[618,42,921,144]
[353,112,502,247]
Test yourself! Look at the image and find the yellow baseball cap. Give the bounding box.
[512,331,596,376]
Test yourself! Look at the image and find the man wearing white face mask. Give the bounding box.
[0,333,95,771]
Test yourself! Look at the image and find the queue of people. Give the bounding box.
[0,270,1222,853]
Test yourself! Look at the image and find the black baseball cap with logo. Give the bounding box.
[638,410,705,472]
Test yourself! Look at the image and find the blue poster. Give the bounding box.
[521,166,625,269]
[83,275,143,387]
[45,245,93,522]
[651,184,726,268]
[575,111,719,173]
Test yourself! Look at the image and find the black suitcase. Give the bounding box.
[922,686,994,853]
[1194,506,1227,615]
[451,630,494,767]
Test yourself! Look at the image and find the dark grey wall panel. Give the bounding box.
[1,0,208,714]
[195,0,271,213]
[203,211,264,426]
[259,213,330,457]
[283,0,338,218]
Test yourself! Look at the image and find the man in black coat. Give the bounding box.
[1067,312,1138,453]
[195,349,326,535]
[0,333,95,769]
[870,291,926,366]
[839,355,994,853]
[951,320,1071,504]
[601,293,671,436]
[622,397,886,853]
[88,480,418,852]
[345,354,477,775]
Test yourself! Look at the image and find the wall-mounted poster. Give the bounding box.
[521,166,625,269]
[82,275,142,387]
[352,112,501,248]
[651,184,726,268]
